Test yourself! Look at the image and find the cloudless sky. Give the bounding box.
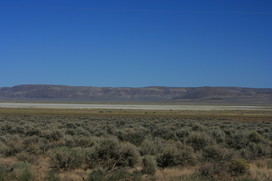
[0,0,272,88]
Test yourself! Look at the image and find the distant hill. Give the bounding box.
[0,85,272,104]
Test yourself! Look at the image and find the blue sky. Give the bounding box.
[0,0,271,88]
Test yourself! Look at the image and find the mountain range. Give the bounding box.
[0,85,272,104]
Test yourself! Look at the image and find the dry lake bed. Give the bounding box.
[0,102,271,111]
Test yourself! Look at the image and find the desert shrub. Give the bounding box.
[0,141,8,156]
[239,148,254,160]
[0,124,13,134]
[142,155,157,175]
[199,149,248,179]
[74,136,95,148]
[247,131,267,143]
[152,127,177,140]
[0,162,15,181]
[87,168,140,181]
[107,168,131,181]
[16,152,37,163]
[198,162,230,180]
[42,130,63,142]
[1,107,272,181]
[25,127,41,136]
[209,128,226,143]
[12,161,32,181]
[157,143,195,168]
[87,167,106,181]
[63,135,75,147]
[176,128,190,140]
[47,171,60,181]
[86,138,139,171]
[202,145,234,162]
[247,142,271,159]
[227,132,249,150]
[65,129,76,136]
[223,128,235,137]
[74,127,90,136]
[119,142,139,167]
[140,137,164,156]
[0,167,5,181]
[22,136,41,154]
[228,158,249,176]
[50,147,85,170]
[186,132,213,151]
[64,122,76,129]
[10,125,26,135]
[117,129,146,146]
[2,135,24,156]
[239,143,271,160]
[130,171,142,181]
[90,128,108,137]
[178,174,211,181]
[198,163,216,176]
[191,123,207,132]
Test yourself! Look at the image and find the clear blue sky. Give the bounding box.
[0,0,271,88]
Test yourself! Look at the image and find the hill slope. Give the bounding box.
[0,85,272,104]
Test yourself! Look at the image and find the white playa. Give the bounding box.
[0,102,271,111]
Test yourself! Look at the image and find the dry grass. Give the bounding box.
[58,169,89,181]
[249,159,272,181]
[0,157,17,168]
[0,107,271,122]
[31,157,51,181]
[154,167,197,181]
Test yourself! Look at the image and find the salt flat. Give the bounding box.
[0,102,271,111]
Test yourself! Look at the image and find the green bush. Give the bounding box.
[191,123,207,132]
[142,155,157,175]
[0,167,4,181]
[87,167,106,181]
[157,143,195,168]
[228,158,249,176]
[198,162,230,180]
[153,127,177,140]
[176,128,190,140]
[1,108,272,181]
[107,168,130,181]
[47,171,60,181]
[266,159,272,169]
[1,135,24,156]
[16,152,37,164]
[140,137,164,156]
[210,128,226,143]
[25,127,41,136]
[247,131,266,143]
[86,138,139,171]
[202,145,234,162]
[12,161,33,181]
[50,147,85,170]
[42,130,63,142]
[227,132,249,150]
[186,132,213,151]
[117,129,146,146]
[87,168,135,181]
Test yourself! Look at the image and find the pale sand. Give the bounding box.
[0,102,271,111]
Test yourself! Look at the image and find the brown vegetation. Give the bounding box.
[0,108,271,180]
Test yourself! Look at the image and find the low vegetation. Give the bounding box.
[0,108,271,180]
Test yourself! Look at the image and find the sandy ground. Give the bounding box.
[0,102,271,111]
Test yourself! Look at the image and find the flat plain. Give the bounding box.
[0,102,271,111]
[0,104,272,181]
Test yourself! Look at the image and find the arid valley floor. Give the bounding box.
[0,103,272,181]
